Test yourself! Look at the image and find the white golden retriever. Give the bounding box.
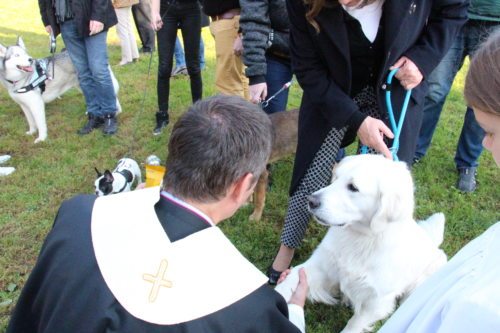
[275,154,447,333]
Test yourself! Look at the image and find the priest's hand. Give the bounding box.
[288,268,308,308]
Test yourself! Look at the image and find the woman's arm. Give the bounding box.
[287,0,359,130]
[403,0,468,79]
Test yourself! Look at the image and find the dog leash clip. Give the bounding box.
[259,81,293,109]
[49,32,56,54]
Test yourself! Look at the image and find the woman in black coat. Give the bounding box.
[267,0,468,284]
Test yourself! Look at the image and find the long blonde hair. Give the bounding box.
[304,0,378,32]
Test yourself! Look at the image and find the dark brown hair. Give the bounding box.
[163,95,272,203]
[464,28,500,116]
[304,0,378,32]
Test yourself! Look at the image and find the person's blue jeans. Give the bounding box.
[60,19,117,117]
[174,36,205,70]
[414,20,499,168]
[262,55,293,114]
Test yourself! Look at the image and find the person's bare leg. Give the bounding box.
[272,244,295,271]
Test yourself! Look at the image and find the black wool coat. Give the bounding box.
[39,0,118,37]
[286,0,468,195]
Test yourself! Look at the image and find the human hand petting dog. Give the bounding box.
[89,20,104,36]
[358,116,394,159]
[390,56,423,90]
[278,268,308,307]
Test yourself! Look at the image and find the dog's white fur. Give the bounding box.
[0,37,121,143]
[95,158,142,196]
[275,154,447,333]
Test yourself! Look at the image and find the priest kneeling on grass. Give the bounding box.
[7,95,308,333]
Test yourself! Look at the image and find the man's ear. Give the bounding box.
[230,173,255,206]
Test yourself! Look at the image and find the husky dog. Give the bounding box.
[95,158,142,196]
[0,37,121,143]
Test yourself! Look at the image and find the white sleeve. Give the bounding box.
[288,303,306,333]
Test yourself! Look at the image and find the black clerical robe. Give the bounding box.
[7,190,302,333]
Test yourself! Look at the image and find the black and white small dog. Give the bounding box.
[95,158,142,196]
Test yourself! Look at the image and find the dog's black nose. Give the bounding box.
[28,58,33,63]
[308,195,321,210]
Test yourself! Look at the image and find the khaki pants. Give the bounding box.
[209,15,249,99]
[115,7,140,63]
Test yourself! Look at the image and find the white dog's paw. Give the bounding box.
[274,268,301,302]
[34,137,46,144]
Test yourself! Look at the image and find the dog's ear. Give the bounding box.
[104,170,114,182]
[16,36,26,50]
[0,43,6,58]
[370,161,414,233]
[95,167,103,177]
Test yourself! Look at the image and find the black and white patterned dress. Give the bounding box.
[280,87,380,248]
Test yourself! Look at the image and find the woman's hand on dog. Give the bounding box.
[358,117,394,159]
[278,268,309,308]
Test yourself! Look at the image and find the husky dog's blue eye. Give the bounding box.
[348,183,359,192]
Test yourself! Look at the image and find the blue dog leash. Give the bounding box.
[360,68,412,161]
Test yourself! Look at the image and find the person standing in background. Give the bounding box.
[38,0,119,135]
[172,13,209,76]
[151,0,202,135]
[413,0,500,193]
[113,0,140,66]
[240,0,292,114]
[201,0,248,98]
[132,0,156,53]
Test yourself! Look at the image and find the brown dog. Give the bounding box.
[249,108,299,221]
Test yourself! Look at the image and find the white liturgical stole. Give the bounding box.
[91,187,268,325]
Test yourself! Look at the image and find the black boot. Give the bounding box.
[102,114,118,135]
[77,114,103,135]
[153,111,169,135]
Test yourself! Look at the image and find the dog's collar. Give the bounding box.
[14,59,49,94]
[114,170,134,194]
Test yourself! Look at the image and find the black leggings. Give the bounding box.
[157,0,202,112]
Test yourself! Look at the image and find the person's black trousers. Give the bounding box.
[156,0,202,112]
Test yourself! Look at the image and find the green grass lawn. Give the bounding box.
[1,1,499,332]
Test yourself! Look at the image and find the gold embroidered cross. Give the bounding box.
[143,259,173,303]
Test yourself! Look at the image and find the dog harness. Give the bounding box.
[11,59,50,94]
[114,169,134,194]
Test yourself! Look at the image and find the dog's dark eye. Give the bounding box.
[348,183,359,192]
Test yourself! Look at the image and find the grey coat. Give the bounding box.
[240,0,290,85]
